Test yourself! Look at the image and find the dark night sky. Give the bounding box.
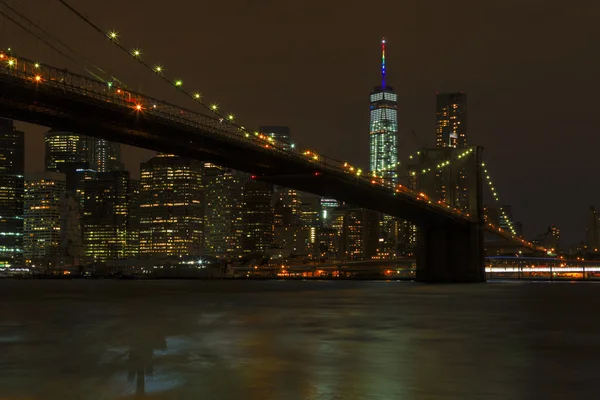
[2,0,600,246]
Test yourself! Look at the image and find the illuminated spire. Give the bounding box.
[381,37,386,88]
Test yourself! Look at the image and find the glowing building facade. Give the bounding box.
[369,38,398,181]
[436,92,467,148]
[342,208,379,260]
[0,119,24,267]
[44,130,93,173]
[83,171,133,262]
[139,154,204,257]
[24,172,66,266]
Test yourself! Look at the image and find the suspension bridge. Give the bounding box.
[0,1,545,282]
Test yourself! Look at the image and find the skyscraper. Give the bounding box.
[45,130,122,214]
[24,172,66,267]
[83,171,133,262]
[586,206,600,252]
[242,179,274,253]
[369,38,398,181]
[204,164,245,257]
[320,198,339,228]
[44,129,91,173]
[45,130,123,173]
[436,92,467,148]
[342,208,379,260]
[138,154,204,257]
[0,119,24,268]
[91,139,123,172]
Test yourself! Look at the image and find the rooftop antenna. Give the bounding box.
[381,37,386,88]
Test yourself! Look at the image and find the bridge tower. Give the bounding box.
[413,146,485,282]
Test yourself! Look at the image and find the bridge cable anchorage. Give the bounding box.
[480,162,517,236]
[0,0,125,86]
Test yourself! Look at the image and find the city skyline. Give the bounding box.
[4,0,600,245]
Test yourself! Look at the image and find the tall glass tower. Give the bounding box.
[0,119,24,268]
[369,38,398,181]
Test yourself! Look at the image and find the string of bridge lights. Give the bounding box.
[481,162,517,235]
[12,1,522,242]
[408,147,474,177]
[56,0,277,143]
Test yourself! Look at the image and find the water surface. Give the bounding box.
[0,280,598,399]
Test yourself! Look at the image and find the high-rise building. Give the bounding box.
[126,179,140,258]
[320,198,339,228]
[0,119,24,268]
[342,208,379,260]
[45,130,122,213]
[83,171,133,262]
[91,139,123,172]
[299,200,321,229]
[138,154,204,257]
[44,130,93,173]
[24,172,66,267]
[586,206,600,252]
[204,164,245,257]
[242,179,274,253]
[274,186,300,226]
[274,226,313,255]
[45,130,122,173]
[369,38,398,181]
[60,191,83,264]
[436,92,467,148]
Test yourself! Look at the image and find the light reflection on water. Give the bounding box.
[1,280,599,399]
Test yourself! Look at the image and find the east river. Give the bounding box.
[1,280,599,399]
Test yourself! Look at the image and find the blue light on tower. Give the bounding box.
[369,37,398,181]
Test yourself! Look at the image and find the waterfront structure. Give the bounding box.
[436,92,467,148]
[204,164,245,257]
[242,179,274,253]
[23,172,66,266]
[0,119,24,267]
[138,154,204,257]
[369,38,398,181]
[83,171,133,262]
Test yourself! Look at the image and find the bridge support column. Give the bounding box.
[416,221,485,282]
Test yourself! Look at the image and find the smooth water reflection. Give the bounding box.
[1,280,599,399]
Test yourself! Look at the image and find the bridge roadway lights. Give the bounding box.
[416,220,485,283]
